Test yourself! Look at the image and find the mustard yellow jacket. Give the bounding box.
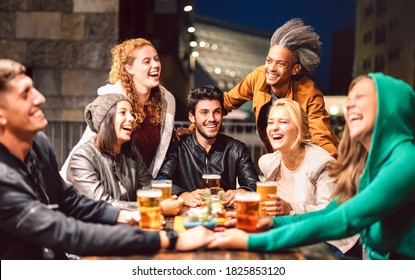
[224,65,339,154]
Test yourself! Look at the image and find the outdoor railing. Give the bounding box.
[44,120,264,172]
[44,118,344,174]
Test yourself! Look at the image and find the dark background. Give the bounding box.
[194,0,356,94]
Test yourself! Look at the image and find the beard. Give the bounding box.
[194,121,221,140]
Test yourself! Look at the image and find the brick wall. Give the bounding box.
[0,0,119,120]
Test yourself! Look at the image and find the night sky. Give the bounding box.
[194,0,356,94]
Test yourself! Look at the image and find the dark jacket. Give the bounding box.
[66,141,152,211]
[0,132,160,259]
[158,133,258,195]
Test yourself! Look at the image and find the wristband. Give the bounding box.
[165,228,179,250]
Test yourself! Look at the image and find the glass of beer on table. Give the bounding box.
[202,174,221,193]
[256,181,278,216]
[151,179,172,201]
[136,189,162,230]
[202,174,226,205]
[235,192,261,233]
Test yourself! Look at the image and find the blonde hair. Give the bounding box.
[108,38,163,127]
[268,98,310,149]
[330,126,367,203]
[330,75,370,203]
[0,59,26,91]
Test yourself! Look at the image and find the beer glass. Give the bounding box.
[136,189,162,230]
[202,174,221,193]
[235,192,261,233]
[256,181,278,216]
[151,179,172,201]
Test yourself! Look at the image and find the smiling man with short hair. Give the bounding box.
[157,85,258,207]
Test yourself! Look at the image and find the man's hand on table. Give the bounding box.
[161,196,184,216]
[179,189,205,207]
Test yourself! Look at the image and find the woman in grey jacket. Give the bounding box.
[66,94,182,214]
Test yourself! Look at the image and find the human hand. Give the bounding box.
[116,209,140,225]
[223,211,273,232]
[256,217,274,231]
[223,211,236,227]
[225,188,247,207]
[175,127,193,141]
[207,228,248,250]
[261,194,278,216]
[175,225,215,251]
[179,191,202,207]
[273,196,292,216]
[161,196,184,216]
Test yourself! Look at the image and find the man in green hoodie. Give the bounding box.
[208,73,415,260]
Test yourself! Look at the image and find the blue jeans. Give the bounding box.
[325,241,362,260]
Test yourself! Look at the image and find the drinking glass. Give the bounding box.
[137,189,162,230]
[256,181,278,216]
[235,192,261,232]
[151,179,172,201]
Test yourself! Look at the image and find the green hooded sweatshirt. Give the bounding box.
[248,73,415,259]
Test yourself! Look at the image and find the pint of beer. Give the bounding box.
[202,174,221,193]
[151,179,172,201]
[136,189,162,230]
[235,192,261,233]
[256,181,278,216]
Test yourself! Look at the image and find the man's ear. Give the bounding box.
[292,64,302,75]
[188,112,195,123]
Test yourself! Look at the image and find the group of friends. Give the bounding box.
[0,19,414,260]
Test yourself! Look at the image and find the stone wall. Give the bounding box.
[0,0,119,120]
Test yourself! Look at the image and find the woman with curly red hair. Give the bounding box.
[61,38,176,179]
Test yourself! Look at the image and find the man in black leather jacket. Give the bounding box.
[0,59,213,259]
[157,86,259,207]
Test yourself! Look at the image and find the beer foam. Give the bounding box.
[137,189,162,198]
[151,183,171,188]
[235,192,261,202]
[256,181,278,187]
[202,174,221,179]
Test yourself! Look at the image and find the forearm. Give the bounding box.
[60,183,120,224]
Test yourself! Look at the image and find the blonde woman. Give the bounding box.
[258,98,359,257]
[209,74,415,260]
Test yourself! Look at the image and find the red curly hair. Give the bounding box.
[108,38,163,127]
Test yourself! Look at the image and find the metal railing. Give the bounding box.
[44,120,265,172]
[44,118,344,174]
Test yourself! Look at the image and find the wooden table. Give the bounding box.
[83,206,338,260]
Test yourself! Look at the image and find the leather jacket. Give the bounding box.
[0,132,160,259]
[60,85,175,179]
[66,141,152,211]
[158,133,259,195]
